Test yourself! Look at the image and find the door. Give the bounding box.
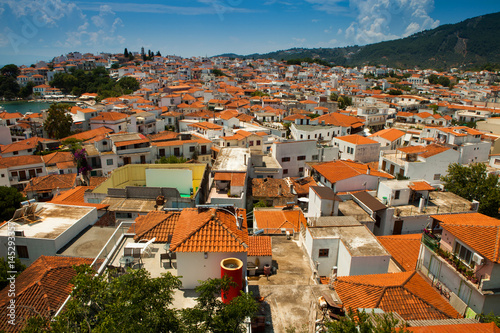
[201,145,207,155]
[28,169,36,179]
[19,170,27,181]
[174,147,180,156]
[123,157,131,165]
[389,164,395,175]
[159,149,165,157]
[393,220,403,235]
[140,155,146,164]
[382,160,387,171]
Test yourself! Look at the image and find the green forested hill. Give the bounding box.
[217,12,500,70]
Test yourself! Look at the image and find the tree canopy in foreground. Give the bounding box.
[21,266,258,333]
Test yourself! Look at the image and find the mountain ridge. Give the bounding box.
[215,11,500,70]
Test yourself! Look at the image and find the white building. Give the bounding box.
[0,203,98,265]
[333,134,381,163]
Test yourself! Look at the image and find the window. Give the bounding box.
[118,125,122,130]
[308,135,310,139]
[454,241,473,266]
[16,245,29,259]
[318,249,329,257]
[312,155,318,160]
[433,174,441,181]
[394,190,400,200]
[189,146,195,152]
[257,140,261,145]
[103,141,108,145]
[107,159,113,166]
[11,171,18,178]
[283,169,288,175]
[27,149,32,152]
[281,157,291,162]
[227,142,230,147]
[1,174,4,178]
[297,155,306,161]
[249,141,254,146]
[299,167,304,173]
[13,151,18,155]
[300,134,303,139]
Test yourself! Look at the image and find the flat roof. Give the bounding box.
[338,200,373,223]
[0,203,95,239]
[312,216,361,227]
[100,198,156,213]
[352,192,387,212]
[309,224,389,257]
[212,148,250,172]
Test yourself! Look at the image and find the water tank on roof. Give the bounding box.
[220,258,243,304]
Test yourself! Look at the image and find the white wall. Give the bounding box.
[349,255,389,276]
[177,251,247,289]
[337,241,352,277]
[334,174,379,193]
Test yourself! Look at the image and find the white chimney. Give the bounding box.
[366,165,371,175]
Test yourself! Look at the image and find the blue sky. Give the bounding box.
[1,0,500,67]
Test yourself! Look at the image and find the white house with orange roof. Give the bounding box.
[333,134,381,163]
[420,126,491,163]
[369,128,405,150]
[379,144,460,184]
[128,112,164,135]
[418,213,500,315]
[186,121,224,140]
[169,207,249,289]
[0,155,47,190]
[90,112,129,132]
[218,130,265,152]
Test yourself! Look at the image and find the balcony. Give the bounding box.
[422,232,439,251]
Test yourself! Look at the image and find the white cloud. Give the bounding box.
[344,0,440,44]
[292,37,306,43]
[312,19,320,22]
[305,0,347,14]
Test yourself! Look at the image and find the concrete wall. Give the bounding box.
[177,251,247,289]
[305,231,340,277]
[349,255,390,276]
[337,241,352,277]
[334,174,379,193]
[407,149,460,185]
[459,142,491,164]
[146,169,193,195]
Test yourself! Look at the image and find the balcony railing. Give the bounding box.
[422,232,440,251]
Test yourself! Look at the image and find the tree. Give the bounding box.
[117,76,140,93]
[21,267,257,333]
[441,163,500,217]
[156,51,162,57]
[0,257,26,289]
[19,81,35,99]
[1,64,20,78]
[480,312,500,328]
[330,92,338,101]
[43,103,73,139]
[156,155,188,164]
[124,48,129,57]
[0,186,26,221]
[324,308,409,333]
[181,276,259,333]
[253,199,270,208]
[337,95,352,109]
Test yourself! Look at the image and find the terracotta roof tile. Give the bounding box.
[252,178,295,198]
[170,207,248,253]
[62,126,114,141]
[312,160,394,184]
[378,234,422,271]
[42,151,74,165]
[397,144,449,159]
[90,112,129,122]
[0,256,97,332]
[254,209,306,233]
[336,134,379,145]
[431,213,500,263]
[0,137,51,154]
[23,173,76,194]
[247,236,272,256]
[409,181,435,191]
[369,128,405,142]
[133,211,179,243]
[334,271,461,321]
[213,172,246,187]
[407,322,500,332]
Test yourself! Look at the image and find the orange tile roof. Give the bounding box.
[0,154,43,168]
[313,160,393,184]
[188,122,223,130]
[289,176,317,196]
[213,172,246,187]
[431,213,500,263]
[316,112,364,128]
[133,211,180,243]
[409,181,435,191]
[377,234,422,271]
[407,322,500,333]
[0,137,51,154]
[336,134,379,145]
[170,207,248,253]
[90,112,129,122]
[62,126,114,141]
[23,173,76,194]
[247,236,272,256]
[369,128,405,142]
[113,138,150,147]
[148,131,179,142]
[42,151,74,165]
[252,178,295,198]
[334,271,461,321]
[253,209,306,233]
[397,144,450,159]
[0,256,97,332]
[0,111,22,119]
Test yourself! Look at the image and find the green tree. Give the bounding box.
[441,163,500,217]
[212,69,226,77]
[117,76,140,93]
[330,92,338,101]
[480,312,500,328]
[19,81,35,99]
[0,257,26,289]
[337,95,352,109]
[156,155,188,164]
[0,75,20,100]
[0,186,26,221]
[43,103,73,139]
[181,276,258,333]
[388,89,403,95]
[124,48,129,57]
[253,199,270,208]
[1,64,20,77]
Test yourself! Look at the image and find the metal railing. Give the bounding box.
[422,233,440,252]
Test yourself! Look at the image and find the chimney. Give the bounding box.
[366,165,371,175]
[278,184,282,196]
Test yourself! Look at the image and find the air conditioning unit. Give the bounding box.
[473,253,484,266]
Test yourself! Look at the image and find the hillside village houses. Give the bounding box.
[1,51,500,331]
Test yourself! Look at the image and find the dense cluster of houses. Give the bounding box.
[1,52,500,332]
